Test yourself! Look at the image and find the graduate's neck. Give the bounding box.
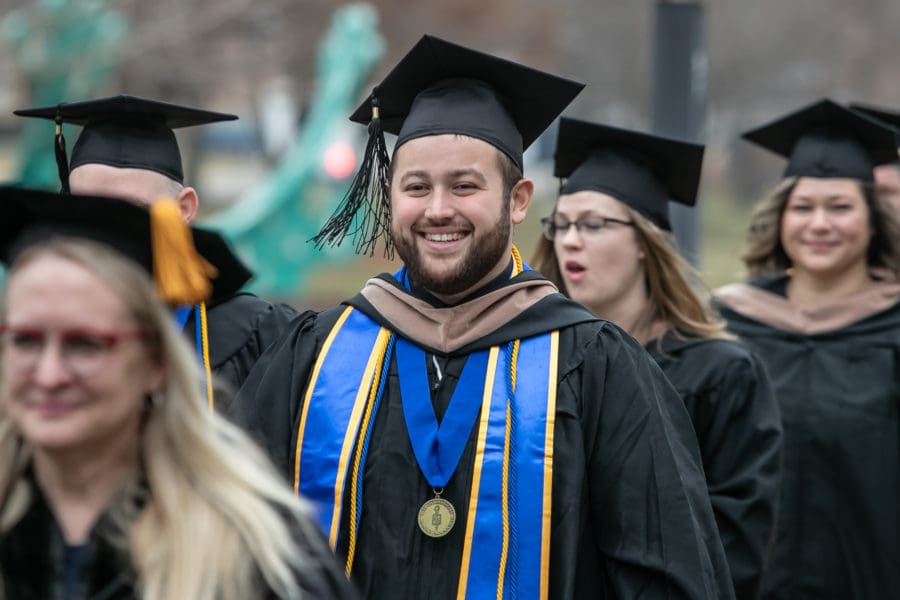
[786,262,873,306]
[411,259,515,307]
[588,282,661,344]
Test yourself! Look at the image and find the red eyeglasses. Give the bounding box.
[0,325,149,377]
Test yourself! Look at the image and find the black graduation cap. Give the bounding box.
[349,35,584,170]
[0,186,251,304]
[313,34,585,256]
[14,95,238,191]
[848,102,900,163]
[741,98,897,182]
[554,117,704,231]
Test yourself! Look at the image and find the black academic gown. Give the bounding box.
[185,292,297,395]
[0,477,357,600]
[647,335,782,600]
[716,277,900,600]
[233,270,735,600]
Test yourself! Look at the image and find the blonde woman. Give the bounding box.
[533,117,782,600]
[714,100,900,600]
[0,189,354,600]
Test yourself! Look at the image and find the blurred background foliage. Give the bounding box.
[0,0,896,308]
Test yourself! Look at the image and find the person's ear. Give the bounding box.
[510,178,534,225]
[176,187,200,223]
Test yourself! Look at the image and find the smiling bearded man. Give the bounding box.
[391,137,515,299]
[230,35,734,600]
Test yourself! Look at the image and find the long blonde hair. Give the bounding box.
[0,239,315,600]
[742,176,900,279]
[533,202,731,341]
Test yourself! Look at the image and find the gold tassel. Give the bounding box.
[149,199,218,304]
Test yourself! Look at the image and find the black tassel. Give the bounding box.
[557,177,565,197]
[54,114,70,194]
[311,92,394,258]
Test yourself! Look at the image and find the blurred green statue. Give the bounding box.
[3,0,126,189]
[205,4,385,297]
[4,1,384,299]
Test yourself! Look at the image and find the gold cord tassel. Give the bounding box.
[150,200,218,304]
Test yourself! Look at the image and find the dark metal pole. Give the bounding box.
[650,1,707,266]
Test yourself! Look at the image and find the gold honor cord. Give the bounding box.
[497,406,512,598]
[345,329,393,576]
[199,302,214,411]
[510,245,523,276]
[496,338,520,599]
[540,331,559,599]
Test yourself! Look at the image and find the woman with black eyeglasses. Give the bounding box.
[532,117,783,600]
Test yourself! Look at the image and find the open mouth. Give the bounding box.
[565,260,586,274]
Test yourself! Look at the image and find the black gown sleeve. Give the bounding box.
[272,517,359,600]
[649,340,782,599]
[680,346,781,600]
[203,294,299,395]
[228,309,324,479]
[572,324,735,599]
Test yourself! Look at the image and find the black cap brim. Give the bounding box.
[14,95,238,185]
[555,117,704,207]
[848,103,900,132]
[0,186,250,301]
[848,103,900,162]
[349,35,584,153]
[742,98,898,180]
[14,94,238,128]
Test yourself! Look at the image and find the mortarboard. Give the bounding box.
[741,98,897,182]
[14,95,238,192]
[848,102,900,163]
[0,186,251,304]
[554,117,704,230]
[313,34,584,256]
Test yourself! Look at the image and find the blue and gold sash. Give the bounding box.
[457,333,558,599]
[293,307,558,599]
[292,306,390,548]
[173,303,215,410]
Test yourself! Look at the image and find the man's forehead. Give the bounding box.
[391,134,505,176]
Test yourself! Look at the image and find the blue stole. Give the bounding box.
[173,305,193,332]
[173,304,210,380]
[460,333,558,599]
[293,306,391,548]
[293,306,559,599]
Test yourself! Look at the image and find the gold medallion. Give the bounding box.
[417,497,456,538]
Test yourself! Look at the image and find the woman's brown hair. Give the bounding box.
[533,201,731,341]
[741,176,900,279]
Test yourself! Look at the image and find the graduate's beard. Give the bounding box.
[394,202,511,298]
